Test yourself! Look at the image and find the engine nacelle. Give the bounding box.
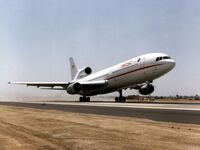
[67,82,81,94]
[139,84,154,95]
[77,67,92,79]
[84,67,92,75]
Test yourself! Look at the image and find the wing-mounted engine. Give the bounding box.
[139,84,154,95]
[66,80,108,95]
[74,67,92,80]
[67,82,81,94]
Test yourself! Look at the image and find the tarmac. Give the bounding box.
[1,101,200,124]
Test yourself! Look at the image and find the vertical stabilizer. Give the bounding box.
[69,57,78,80]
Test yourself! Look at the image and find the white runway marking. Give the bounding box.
[26,102,200,111]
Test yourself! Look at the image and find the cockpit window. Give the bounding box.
[137,58,140,62]
[163,56,171,59]
[156,56,171,61]
[156,57,162,61]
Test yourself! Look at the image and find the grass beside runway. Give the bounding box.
[0,105,199,150]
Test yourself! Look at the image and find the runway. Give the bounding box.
[1,101,200,124]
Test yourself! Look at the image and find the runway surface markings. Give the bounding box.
[25,102,200,111]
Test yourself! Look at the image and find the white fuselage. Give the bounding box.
[76,53,175,96]
[9,52,176,99]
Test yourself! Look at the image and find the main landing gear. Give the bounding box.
[115,89,126,102]
[79,96,90,102]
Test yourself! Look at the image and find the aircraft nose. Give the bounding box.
[166,59,176,70]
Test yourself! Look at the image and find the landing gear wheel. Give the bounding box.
[115,90,126,103]
[86,97,90,102]
[115,97,119,102]
[79,96,90,102]
[122,97,126,102]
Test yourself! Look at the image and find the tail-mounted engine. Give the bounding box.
[75,67,92,80]
[139,84,154,95]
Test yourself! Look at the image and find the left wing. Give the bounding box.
[8,82,70,90]
[8,80,108,92]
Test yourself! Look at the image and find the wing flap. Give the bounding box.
[40,87,66,90]
[79,80,108,85]
[79,80,108,91]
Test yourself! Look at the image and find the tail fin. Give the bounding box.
[69,57,78,80]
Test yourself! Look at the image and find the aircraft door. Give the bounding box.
[139,58,147,76]
[152,63,159,75]
[140,58,145,68]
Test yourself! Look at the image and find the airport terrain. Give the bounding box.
[2,100,200,124]
[0,102,200,150]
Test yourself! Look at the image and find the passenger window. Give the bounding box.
[137,58,140,62]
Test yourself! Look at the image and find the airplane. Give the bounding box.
[9,53,175,102]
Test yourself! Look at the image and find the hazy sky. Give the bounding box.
[1,0,200,100]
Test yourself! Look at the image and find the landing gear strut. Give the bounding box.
[115,90,126,102]
[79,96,90,102]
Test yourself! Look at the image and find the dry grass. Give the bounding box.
[0,106,199,150]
